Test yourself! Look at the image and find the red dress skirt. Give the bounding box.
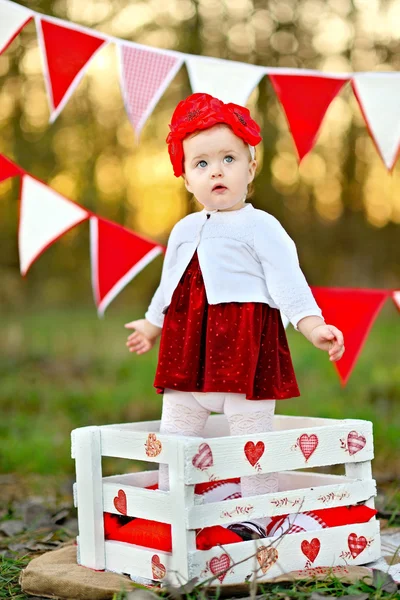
[154,251,300,400]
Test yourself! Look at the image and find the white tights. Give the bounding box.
[158,389,278,527]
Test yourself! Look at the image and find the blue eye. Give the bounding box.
[197,160,207,168]
[224,155,234,163]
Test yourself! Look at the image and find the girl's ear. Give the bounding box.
[182,173,192,193]
[248,159,257,183]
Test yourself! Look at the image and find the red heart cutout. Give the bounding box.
[113,489,127,515]
[347,431,366,455]
[301,538,320,563]
[244,441,265,466]
[209,553,230,582]
[299,434,318,461]
[151,554,166,579]
[348,533,367,558]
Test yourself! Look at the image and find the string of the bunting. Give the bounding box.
[1,0,400,168]
[0,153,164,316]
[1,152,399,386]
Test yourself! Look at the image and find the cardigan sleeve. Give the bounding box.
[253,215,324,330]
[144,221,180,328]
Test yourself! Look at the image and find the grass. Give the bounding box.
[0,302,399,477]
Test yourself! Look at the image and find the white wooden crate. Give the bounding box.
[71,415,381,586]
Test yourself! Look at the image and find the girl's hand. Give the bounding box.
[309,324,345,362]
[125,319,162,355]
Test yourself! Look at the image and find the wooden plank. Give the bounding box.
[168,439,196,586]
[104,540,171,582]
[73,427,105,570]
[188,520,381,585]
[100,427,200,463]
[103,471,158,488]
[187,478,377,528]
[184,421,374,483]
[103,482,171,522]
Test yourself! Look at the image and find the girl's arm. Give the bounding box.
[254,216,344,362]
[125,221,181,354]
[253,215,323,330]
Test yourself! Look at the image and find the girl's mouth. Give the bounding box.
[212,185,227,193]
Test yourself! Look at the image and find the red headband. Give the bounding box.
[166,93,262,177]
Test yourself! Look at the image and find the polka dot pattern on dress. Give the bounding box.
[154,251,300,401]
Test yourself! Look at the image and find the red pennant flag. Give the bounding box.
[269,74,349,161]
[36,17,107,121]
[392,290,400,312]
[311,287,389,386]
[0,154,23,183]
[90,217,164,315]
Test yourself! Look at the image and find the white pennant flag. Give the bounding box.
[19,175,89,275]
[0,0,32,54]
[186,55,265,105]
[352,73,400,171]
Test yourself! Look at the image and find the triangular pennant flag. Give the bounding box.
[0,0,32,54]
[18,175,89,275]
[118,43,183,143]
[269,74,349,161]
[311,287,389,386]
[90,216,163,316]
[0,153,23,183]
[36,16,107,122]
[352,73,400,171]
[186,55,264,105]
[392,290,400,312]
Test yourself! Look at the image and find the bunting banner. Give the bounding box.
[311,287,390,386]
[0,0,32,54]
[35,15,108,122]
[269,74,350,161]
[0,153,23,182]
[18,174,90,276]
[393,290,400,312]
[352,73,400,172]
[1,0,400,169]
[118,44,183,144]
[90,216,163,316]
[0,152,164,313]
[185,54,265,106]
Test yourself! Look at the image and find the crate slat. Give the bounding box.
[187,478,377,528]
[103,482,171,522]
[184,422,373,483]
[188,520,381,585]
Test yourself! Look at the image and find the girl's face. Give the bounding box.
[181,124,257,211]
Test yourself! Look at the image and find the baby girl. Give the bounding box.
[125,93,344,539]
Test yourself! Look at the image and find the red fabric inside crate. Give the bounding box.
[104,479,377,552]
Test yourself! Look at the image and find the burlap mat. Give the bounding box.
[20,541,381,600]
[19,543,136,600]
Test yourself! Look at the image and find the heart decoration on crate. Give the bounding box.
[256,546,278,574]
[298,434,319,461]
[348,533,367,558]
[301,538,321,563]
[151,554,166,580]
[244,441,265,468]
[113,489,127,515]
[209,553,230,583]
[192,443,214,471]
[144,433,162,458]
[347,431,366,455]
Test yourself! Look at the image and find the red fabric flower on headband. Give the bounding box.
[166,93,262,177]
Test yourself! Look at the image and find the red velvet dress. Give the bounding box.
[154,251,300,400]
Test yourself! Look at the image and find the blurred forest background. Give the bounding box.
[0,0,399,481]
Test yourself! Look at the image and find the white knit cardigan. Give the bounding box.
[145,203,323,330]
